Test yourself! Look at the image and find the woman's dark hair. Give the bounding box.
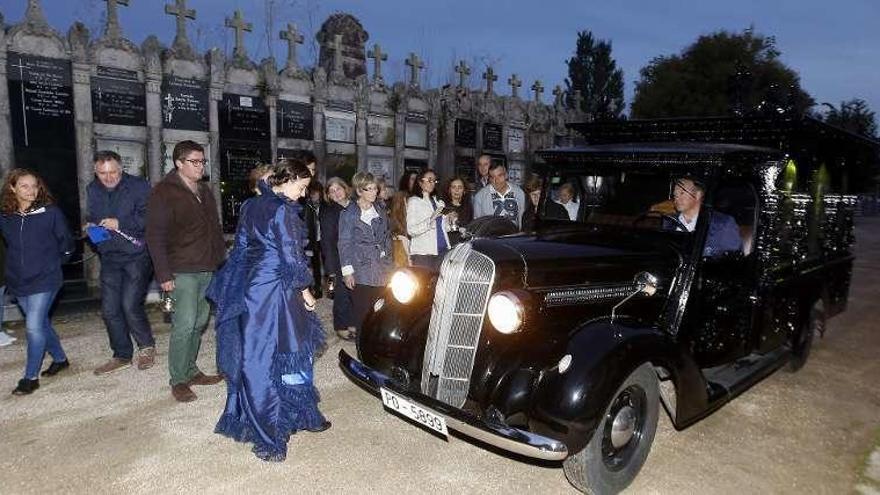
[1,168,55,214]
[443,175,468,204]
[410,169,438,199]
[267,158,311,186]
[398,170,418,194]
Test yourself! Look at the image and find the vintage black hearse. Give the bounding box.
[339,117,877,494]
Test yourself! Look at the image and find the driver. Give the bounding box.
[671,178,742,257]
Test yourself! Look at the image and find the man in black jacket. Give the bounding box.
[86,151,156,374]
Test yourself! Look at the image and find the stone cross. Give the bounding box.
[482,66,498,95]
[552,85,564,106]
[165,0,195,48]
[279,23,304,70]
[329,33,345,79]
[531,80,544,102]
[368,43,388,85]
[25,0,48,27]
[508,74,522,99]
[454,60,470,88]
[405,52,424,88]
[104,0,129,40]
[225,10,252,60]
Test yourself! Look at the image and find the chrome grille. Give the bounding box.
[421,243,495,407]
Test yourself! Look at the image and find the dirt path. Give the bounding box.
[1,219,878,494]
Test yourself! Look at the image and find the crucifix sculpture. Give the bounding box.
[552,85,564,107]
[454,60,470,89]
[368,43,388,86]
[104,0,129,40]
[164,0,195,49]
[225,10,252,60]
[405,52,424,89]
[279,23,304,71]
[508,74,522,99]
[531,80,544,102]
[482,66,498,95]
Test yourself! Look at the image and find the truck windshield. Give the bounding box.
[543,170,685,232]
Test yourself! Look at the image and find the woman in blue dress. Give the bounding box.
[209,158,329,462]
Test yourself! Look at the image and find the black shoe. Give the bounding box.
[41,360,70,377]
[306,420,331,433]
[12,378,39,395]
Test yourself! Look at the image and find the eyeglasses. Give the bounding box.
[184,159,208,166]
[672,181,698,200]
[421,178,437,183]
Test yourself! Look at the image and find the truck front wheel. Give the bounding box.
[563,363,660,494]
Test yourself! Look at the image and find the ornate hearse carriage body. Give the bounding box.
[339,117,876,494]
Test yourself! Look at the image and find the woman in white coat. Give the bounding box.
[406,169,457,271]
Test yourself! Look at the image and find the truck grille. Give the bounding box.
[421,243,495,408]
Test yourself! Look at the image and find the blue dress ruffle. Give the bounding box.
[208,189,326,462]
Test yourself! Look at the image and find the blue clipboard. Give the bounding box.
[87,225,112,244]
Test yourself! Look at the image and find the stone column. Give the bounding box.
[208,85,222,205]
[393,107,406,181]
[0,17,12,174]
[145,75,162,184]
[71,62,93,221]
[267,94,278,163]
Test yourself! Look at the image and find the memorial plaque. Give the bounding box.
[324,153,357,183]
[368,114,395,146]
[325,110,356,143]
[508,127,525,153]
[96,139,146,177]
[162,75,209,132]
[6,52,75,148]
[219,93,270,141]
[455,118,476,148]
[482,123,503,151]
[220,145,271,232]
[405,120,428,149]
[454,155,475,182]
[508,160,525,186]
[404,159,427,175]
[91,66,146,126]
[367,155,393,181]
[277,100,314,140]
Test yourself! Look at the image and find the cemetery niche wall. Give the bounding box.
[0,2,585,284]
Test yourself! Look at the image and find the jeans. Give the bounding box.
[100,255,155,360]
[169,272,213,385]
[17,288,65,379]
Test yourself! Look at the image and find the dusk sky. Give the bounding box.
[1,0,878,117]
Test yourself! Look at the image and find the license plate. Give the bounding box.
[380,387,449,437]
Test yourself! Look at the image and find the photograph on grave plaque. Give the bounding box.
[325,110,356,143]
[367,155,393,181]
[508,127,525,153]
[91,66,147,126]
[455,118,477,148]
[482,123,503,151]
[508,160,525,186]
[367,114,395,147]
[96,139,146,177]
[324,153,357,183]
[277,100,314,140]
[219,93,270,141]
[405,120,428,149]
[162,75,209,132]
[7,52,75,149]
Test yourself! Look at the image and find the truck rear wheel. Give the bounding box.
[563,363,659,494]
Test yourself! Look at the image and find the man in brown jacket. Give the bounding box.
[146,140,225,402]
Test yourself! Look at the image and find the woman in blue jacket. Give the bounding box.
[0,169,74,395]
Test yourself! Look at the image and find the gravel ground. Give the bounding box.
[1,218,879,494]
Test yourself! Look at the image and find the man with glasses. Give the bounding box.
[146,141,226,402]
[670,177,742,257]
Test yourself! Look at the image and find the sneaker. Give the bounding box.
[93,358,131,376]
[136,347,156,370]
[41,360,70,376]
[187,372,224,386]
[12,378,39,395]
[0,332,16,347]
[171,383,197,402]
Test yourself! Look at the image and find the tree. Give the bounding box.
[564,31,625,120]
[822,99,878,139]
[631,29,814,119]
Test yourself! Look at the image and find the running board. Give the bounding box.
[703,347,791,405]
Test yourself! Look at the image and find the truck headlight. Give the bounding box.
[389,269,419,304]
[487,291,524,334]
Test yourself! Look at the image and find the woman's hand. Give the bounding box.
[302,289,317,312]
[344,274,356,290]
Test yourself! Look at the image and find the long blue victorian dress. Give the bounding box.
[208,188,327,461]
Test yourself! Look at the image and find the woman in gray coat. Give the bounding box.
[338,172,392,334]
